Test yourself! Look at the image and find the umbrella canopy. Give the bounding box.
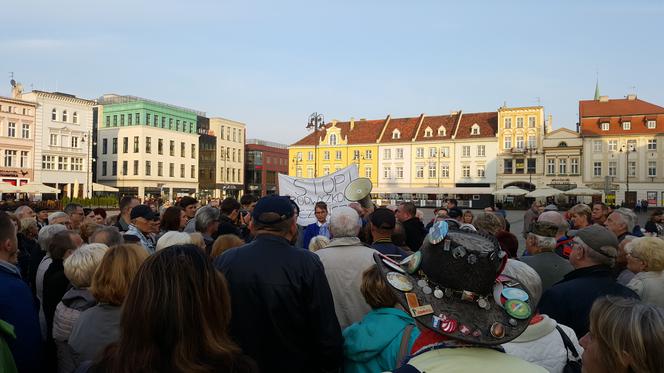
[0,182,20,193]
[525,187,564,198]
[492,186,529,197]
[92,182,119,192]
[564,186,603,196]
[73,179,80,199]
[17,182,60,194]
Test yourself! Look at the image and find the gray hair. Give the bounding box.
[537,211,568,234]
[613,208,636,233]
[89,226,124,247]
[194,206,220,233]
[48,211,68,224]
[14,206,34,219]
[63,203,82,215]
[308,235,330,252]
[37,224,67,252]
[503,259,543,306]
[330,206,361,238]
[64,243,109,288]
[529,233,557,251]
[19,218,38,235]
[156,231,192,251]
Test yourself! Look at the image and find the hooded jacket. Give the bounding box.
[343,308,420,373]
[53,288,97,373]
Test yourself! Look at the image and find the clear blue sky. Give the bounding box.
[2,0,662,144]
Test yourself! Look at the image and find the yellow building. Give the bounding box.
[288,118,385,186]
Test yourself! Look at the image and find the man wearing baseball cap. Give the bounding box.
[370,207,408,260]
[125,205,158,254]
[538,224,639,337]
[214,195,342,372]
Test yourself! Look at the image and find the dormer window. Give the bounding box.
[601,122,610,131]
[558,141,568,147]
[470,124,480,135]
[622,122,631,130]
[424,127,433,138]
[438,126,446,136]
[647,120,656,129]
[392,129,401,139]
[329,134,337,145]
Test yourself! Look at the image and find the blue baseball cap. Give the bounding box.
[252,196,295,224]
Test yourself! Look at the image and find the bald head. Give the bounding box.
[537,211,567,238]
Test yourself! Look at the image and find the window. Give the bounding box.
[364,166,372,178]
[477,165,486,178]
[50,134,58,146]
[176,120,180,131]
[477,145,485,157]
[191,165,195,178]
[528,136,536,149]
[353,150,360,161]
[112,138,117,154]
[415,165,424,179]
[191,144,196,158]
[395,148,403,159]
[145,137,151,153]
[133,137,139,153]
[438,126,446,136]
[383,167,391,179]
[470,124,480,135]
[323,151,330,160]
[113,115,118,126]
[647,120,656,129]
[7,122,16,137]
[62,110,68,122]
[20,151,28,168]
[593,162,602,177]
[102,161,107,176]
[105,116,110,127]
[648,139,657,150]
[416,148,424,158]
[126,113,132,126]
[608,161,617,176]
[516,136,524,149]
[627,140,637,151]
[593,140,602,152]
[515,159,525,174]
[462,165,471,178]
[648,161,657,177]
[429,147,437,158]
[4,150,16,167]
[424,127,433,137]
[441,164,449,178]
[68,137,78,149]
[547,159,555,174]
[571,159,579,174]
[51,108,57,120]
[307,151,314,161]
[608,140,618,151]
[120,137,127,153]
[335,150,342,160]
[122,161,128,176]
[154,115,159,126]
[169,118,173,129]
[365,150,372,160]
[504,159,513,174]
[158,139,163,155]
[323,166,330,176]
[392,129,400,139]
[504,137,512,149]
[112,161,117,176]
[559,159,567,175]
[384,149,391,160]
[158,162,163,176]
[169,163,174,177]
[462,146,470,157]
[131,160,138,175]
[135,113,140,125]
[558,141,568,147]
[516,117,524,128]
[71,157,83,171]
[504,118,512,129]
[396,167,404,179]
[428,164,437,178]
[120,114,125,126]
[170,141,175,156]
[21,124,29,139]
[296,152,303,161]
[305,167,313,178]
[61,135,69,149]
[145,161,151,176]
[329,134,337,145]
[441,147,450,157]
[58,156,68,170]
[42,155,56,170]
[628,161,636,177]
[622,122,631,130]
[232,149,236,162]
[527,159,536,174]
[528,116,536,128]
[181,142,185,157]
[232,128,237,142]
[601,122,609,131]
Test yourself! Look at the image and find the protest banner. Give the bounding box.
[278,165,359,226]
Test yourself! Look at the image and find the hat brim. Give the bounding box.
[374,252,534,346]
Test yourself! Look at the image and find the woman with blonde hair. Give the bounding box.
[68,244,148,366]
[211,234,245,258]
[569,204,592,229]
[625,237,664,307]
[580,296,664,373]
[462,210,474,224]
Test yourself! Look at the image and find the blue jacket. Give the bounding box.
[371,241,408,260]
[343,308,420,373]
[302,222,329,250]
[0,261,42,372]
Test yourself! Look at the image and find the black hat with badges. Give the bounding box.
[374,221,535,345]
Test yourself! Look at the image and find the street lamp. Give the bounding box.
[620,144,637,204]
[306,112,325,177]
[525,146,538,191]
[292,155,302,177]
[352,152,365,177]
[81,131,92,199]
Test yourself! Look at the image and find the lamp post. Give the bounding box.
[352,152,365,176]
[81,131,92,199]
[306,112,325,177]
[620,144,637,203]
[525,146,538,191]
[292,155,302,177]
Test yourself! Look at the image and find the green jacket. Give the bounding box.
[0,319,18,373]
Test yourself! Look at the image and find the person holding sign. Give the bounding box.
[302,202,331,250]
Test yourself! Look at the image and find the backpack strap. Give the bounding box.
[396,324,415,367]
[555,325,579,359]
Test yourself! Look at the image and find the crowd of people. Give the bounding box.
[1,194,663,372]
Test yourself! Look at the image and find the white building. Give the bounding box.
[209,117,245,199]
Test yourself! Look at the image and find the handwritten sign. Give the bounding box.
[278,165,359,226]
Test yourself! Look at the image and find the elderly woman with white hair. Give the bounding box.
[52,243,109,373]
[625,237,664,307]
[502,259,584,373]
[315,206,378,329]
[156,231,193,251]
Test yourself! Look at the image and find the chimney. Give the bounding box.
[546,114,553,133]
[599,96,609,102]
[350,117,355,131]
[626,94,637,101]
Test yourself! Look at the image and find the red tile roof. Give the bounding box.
[579,98,664,117]
[454,111,498,139]
[379,116,421,143]
[414,114,458,141]
[579,97,664,136]
[290,119,386,146]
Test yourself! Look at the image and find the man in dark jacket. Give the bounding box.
[114,196,140,232]
[214,196,343,372]
[370,207,408,259]
[396,202,425,252]
[538,225,639,337]
[217,197,243,239]
[0,211,42,372]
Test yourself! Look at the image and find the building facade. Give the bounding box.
[21,89,95,199]
[96,94,200,199]
[580,95,664,207]
[209,117,245,199]
[0,91,37,189]
[496,106,546,190]
[542,128,583,192]
[197,116,216,198]
[245,139,288,196]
